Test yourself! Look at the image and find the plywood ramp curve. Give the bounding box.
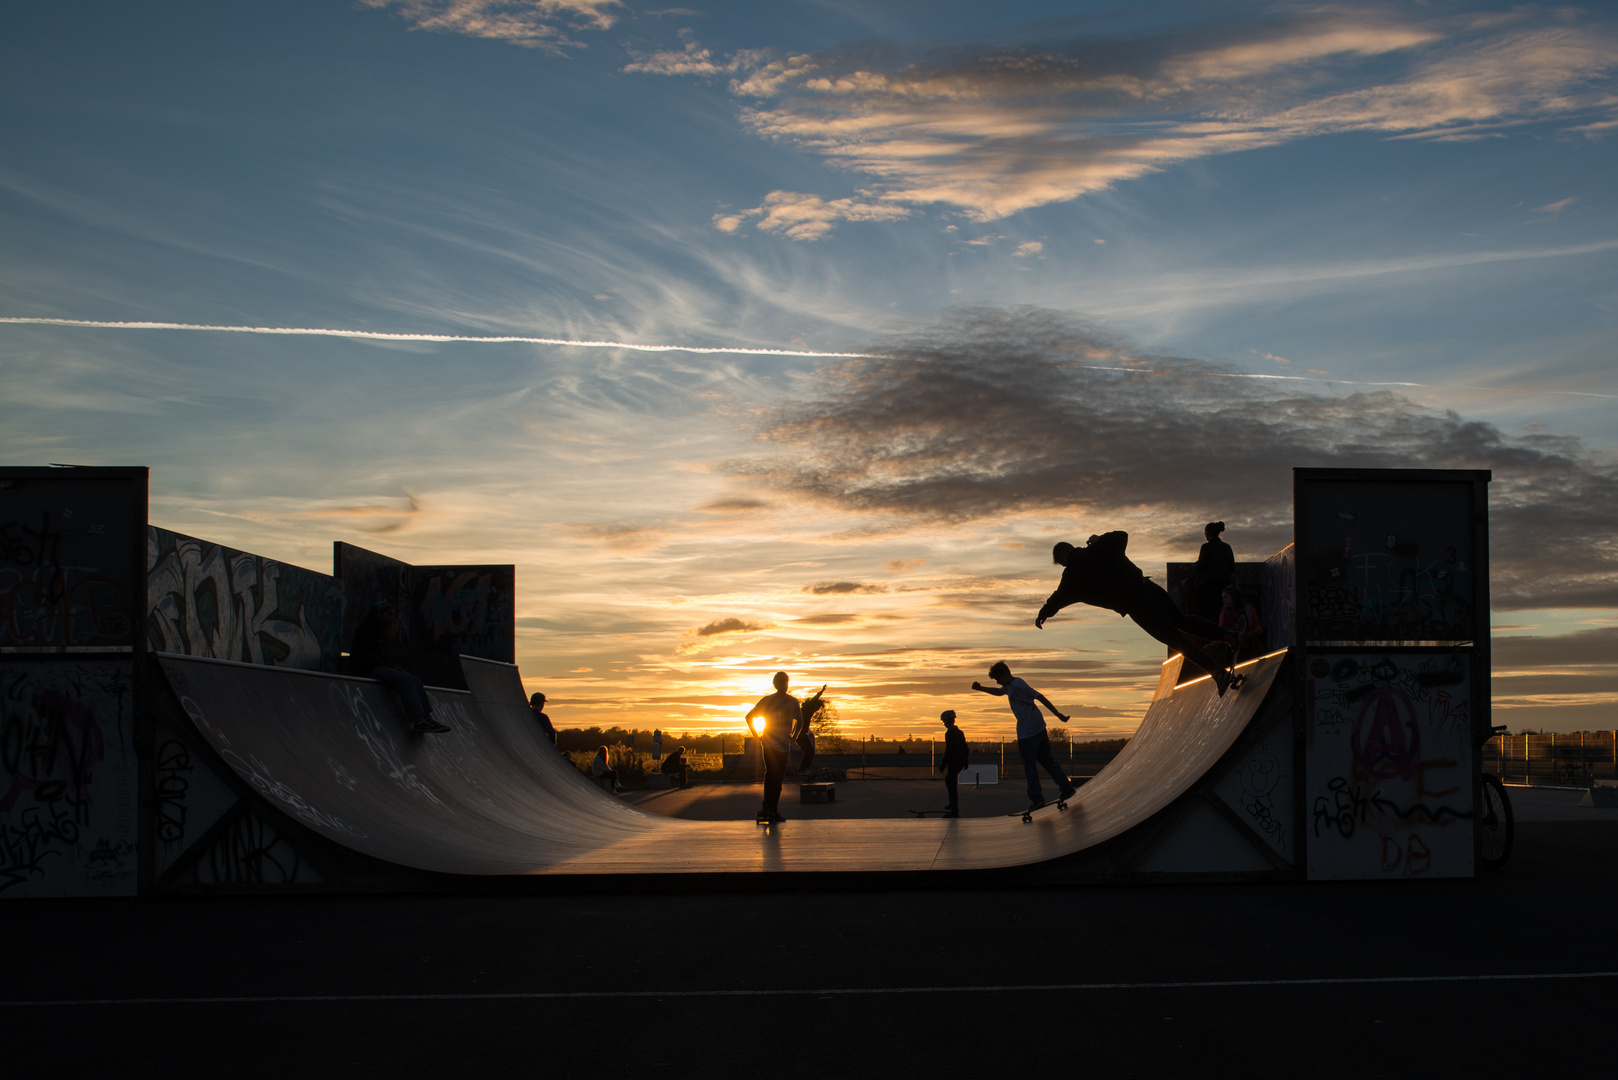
[155,650,1286,877]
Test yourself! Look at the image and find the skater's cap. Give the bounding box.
[940,709,956,722]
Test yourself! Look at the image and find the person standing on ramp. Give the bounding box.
[1037,532,1238,695]
[793,684,826,777]
[746,671,801,823]
[937,710,969,818]
[971,662,1074,814]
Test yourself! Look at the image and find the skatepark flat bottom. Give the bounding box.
[625,779,1036,821]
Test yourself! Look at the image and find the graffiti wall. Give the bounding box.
[0,659,138,896]
[1,471,142,649]
[412,564,514,664]
[147,528,343,672]
[335,542,414,657]
[1295,475,1485,644]
[1305,652,1473,880]
[1214,717,1294,864]
[1262,544,1295,652]
[336,544,514,666]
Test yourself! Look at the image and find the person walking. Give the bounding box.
[937,710,969,818]
[745,671,801,823]
[971,662,1075,814]
[1037,531,1238,695]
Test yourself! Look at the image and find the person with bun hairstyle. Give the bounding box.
[1193,521,1236,620]
[1037,532,1239,696]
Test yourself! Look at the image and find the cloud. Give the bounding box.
[1012,241,1044,257]
[733,307,1618,610]
[713,189,911,241]
[1534,196,1577,213]
[804,580,887,595]
[260,490,424,535]
[883,558,927,572]
[361,0,622,51]
[694,616,771,637]
[624,39,769,76]
[566,523,662,551]
[702,11,1618,236]
[794,613,860,625]
[699,496,771,513]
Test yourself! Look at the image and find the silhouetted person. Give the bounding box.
[590,745,621,792]
[529,692,558,745]
[746,671,801,823]
[1037,533,1237,695]
[793,684,826,777]
[653,728,663,761]
[1193,521,1236,620]
[349,601,449,733]
[937,710,968,818]
[972,662,1074,812]
[1217,584,1265,663]
[661,744,691,788]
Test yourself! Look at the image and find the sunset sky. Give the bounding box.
[4,0,1616,739]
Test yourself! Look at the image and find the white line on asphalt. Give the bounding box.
[5,970,1617,1006]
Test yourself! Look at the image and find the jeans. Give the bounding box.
[1017,731,1072,804]
[370,665,431,725]
[762,747,789,814]
[944,768,961,810]
[1126,579,1231,681]
[795,732,816,775]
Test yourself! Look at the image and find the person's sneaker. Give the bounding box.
[413,719,451,733]
[1026,799,1047,813]
[1059,786,1077,802]
[942,809,959,818]
[767,812,786,822]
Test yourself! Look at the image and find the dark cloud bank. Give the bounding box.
[738,309,1618,610]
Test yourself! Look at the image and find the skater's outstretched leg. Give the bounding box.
[1127,585,1234,694]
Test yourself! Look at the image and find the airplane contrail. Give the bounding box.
[0,317,875,359]
[8,315,1611,398]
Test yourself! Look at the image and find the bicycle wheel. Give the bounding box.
[1479,773,1514,870]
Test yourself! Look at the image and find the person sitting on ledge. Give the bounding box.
[349,601,449,734]
[529,692,558,745]
[661,745,691,788]
[590,744,621,792]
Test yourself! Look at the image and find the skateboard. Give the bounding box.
[755,813,784,826]
[1009,796,1070,823]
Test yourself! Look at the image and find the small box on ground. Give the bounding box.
[800,782,836,804]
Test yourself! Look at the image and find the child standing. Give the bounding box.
[936,710,969,818]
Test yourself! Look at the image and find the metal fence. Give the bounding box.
[1482,731,1617,787]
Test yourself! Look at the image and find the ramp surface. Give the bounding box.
[156,650,1285,876]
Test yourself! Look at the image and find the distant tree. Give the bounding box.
[812,700,845,753]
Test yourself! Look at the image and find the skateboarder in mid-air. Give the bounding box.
[746,671,801,823]
[937,710,969,818]
[971,662,1075,815]
[1037,532,1239,695]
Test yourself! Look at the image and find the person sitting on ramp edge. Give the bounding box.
[937,710,968,818]
[972,662,1074,815]
[1037,532,1239,696]
[349,601,450,733]
[661,744,692,788]
[745,671,801,823]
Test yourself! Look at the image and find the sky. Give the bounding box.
[3,0,1616,739]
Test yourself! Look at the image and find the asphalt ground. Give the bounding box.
[4,785,1615,1078]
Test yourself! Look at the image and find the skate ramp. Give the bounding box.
[155,649,1287,877]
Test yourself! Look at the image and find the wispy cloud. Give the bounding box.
[667,12,1618,237]
[734,307,1618,609]
[694,616,771,637]
[1534,196,1578,213]
[712,189,911,241]
[804,580,887,595]
[361,0,621,52]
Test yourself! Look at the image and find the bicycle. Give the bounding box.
[1478,724,1515,871]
